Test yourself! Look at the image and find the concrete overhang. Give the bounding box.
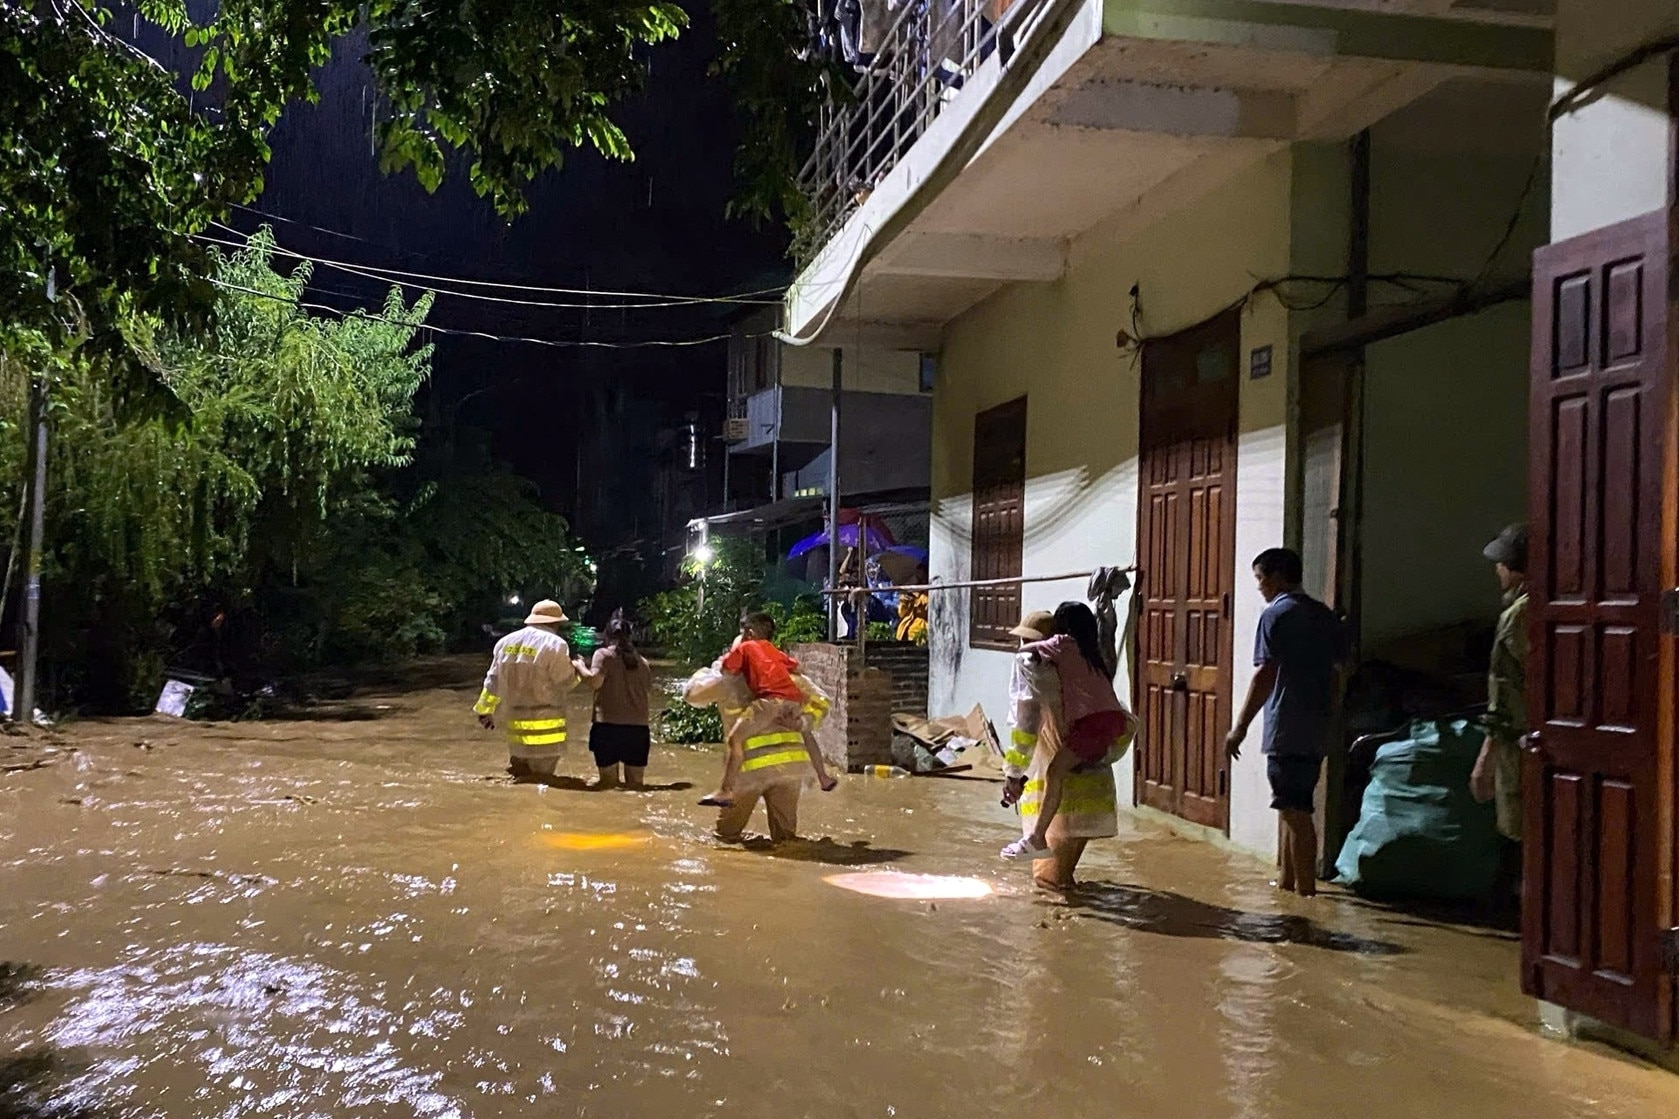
[783,0,1554,347]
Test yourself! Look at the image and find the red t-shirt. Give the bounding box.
[721,639,803,702]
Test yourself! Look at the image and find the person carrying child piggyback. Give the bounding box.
[1001,602,1133,861]
[699,612,839,809]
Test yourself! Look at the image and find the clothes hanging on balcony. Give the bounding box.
[928,0,966,88]
[805,0,844,63]
[859,0,894,56]
[837,0,865,65]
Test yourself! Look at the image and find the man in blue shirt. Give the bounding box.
[1225,548,1344,897]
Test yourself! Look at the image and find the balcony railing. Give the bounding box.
[793,0,1051,266]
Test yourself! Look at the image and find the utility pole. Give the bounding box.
[13,262,55,724]
[14,371,47,723]
[826,348,843,642]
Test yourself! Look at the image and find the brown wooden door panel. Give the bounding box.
[1523,209,1673,1043]
[1135,311,1240,830]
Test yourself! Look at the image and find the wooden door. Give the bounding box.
[1524,209,1674,1042]
[1135,310,1240,831]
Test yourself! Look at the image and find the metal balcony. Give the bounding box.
[794,0,1050,265]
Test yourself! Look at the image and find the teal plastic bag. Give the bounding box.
[1334,718,1502,901]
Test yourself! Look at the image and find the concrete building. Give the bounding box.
[783,0,1679,1050]
[722,307,932,513]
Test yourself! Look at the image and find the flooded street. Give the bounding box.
[2,659,1676,1119]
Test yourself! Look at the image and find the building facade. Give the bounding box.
[784,0,1679,1048]
[723,307,933,511]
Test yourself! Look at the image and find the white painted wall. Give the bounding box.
[1230,295,1293,857]
[1550,0,1679,239]
[928,151,1296,860]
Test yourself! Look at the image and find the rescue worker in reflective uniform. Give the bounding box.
[474,599,577,779]
[1001,609,1120,892]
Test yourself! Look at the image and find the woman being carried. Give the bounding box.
[1001,602,1133,861]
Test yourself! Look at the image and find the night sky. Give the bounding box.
[212,5,788,552]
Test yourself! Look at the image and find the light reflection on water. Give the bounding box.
[1,672,1677,1119]
[41,945,468,1117]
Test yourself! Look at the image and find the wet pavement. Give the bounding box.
[2,658,1677,1118]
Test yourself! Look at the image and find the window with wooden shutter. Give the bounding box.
[970,397,1027,649]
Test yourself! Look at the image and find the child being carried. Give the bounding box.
[1001,602,1133,861]
[699,611,839,807]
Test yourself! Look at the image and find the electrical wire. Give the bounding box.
[198,229,777,312]
[1465,34,1679,296]
[202,222,784,307]
[1464,149,1545,295]
[206,277,771,350]
[775,220,874,346]
[230,202,481,262]
[1549,34,1679,124]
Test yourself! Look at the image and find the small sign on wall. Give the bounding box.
[1249,345,1273,381]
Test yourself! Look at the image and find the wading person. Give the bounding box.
[702,612,837,808]
[1226,549,1344,898]
[1001,602,1133,861]
[1001,609,1121,892]
[573,612,653,790]
[1471,524,1528,872]
[474,599,577,780]
[706,612,836,843]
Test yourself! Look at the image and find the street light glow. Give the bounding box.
[693,544,715,565]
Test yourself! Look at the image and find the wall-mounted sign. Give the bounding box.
[1249,345,1273,381]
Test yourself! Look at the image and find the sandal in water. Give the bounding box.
[1000,836,1051,860]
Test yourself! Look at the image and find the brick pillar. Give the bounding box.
[791,642,899,768]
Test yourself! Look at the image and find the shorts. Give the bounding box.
[589,722,652,768]
[1065,710,1132,764]
[1267,755,1322,813]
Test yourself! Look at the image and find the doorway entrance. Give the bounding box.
[1134,309,1241,831]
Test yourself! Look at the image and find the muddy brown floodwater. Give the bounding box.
[2,658,1677,1119]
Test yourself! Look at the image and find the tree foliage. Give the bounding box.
[710,0,842,232]
[1,0,686,365]
[0,231,592,710]
[638,536,837,666]
[639,534,767,667]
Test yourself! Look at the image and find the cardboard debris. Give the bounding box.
[890,705,1002,774]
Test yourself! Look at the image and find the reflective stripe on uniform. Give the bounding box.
[740,730,808,773]
[510,716,566,746]
[802,694,831,727]
[1005,728,1037,772]
[1018,770,1118,820]
[1019,794,1116,818]
[742,750,808,772]
[474,689,501,716]
[745,730,803,749]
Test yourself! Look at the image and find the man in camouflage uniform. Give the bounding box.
[1472,524,1528,843]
